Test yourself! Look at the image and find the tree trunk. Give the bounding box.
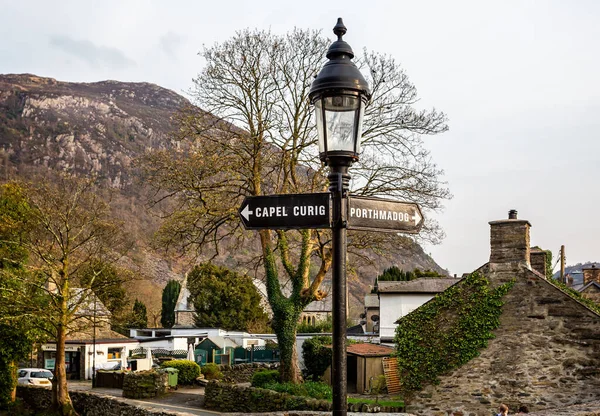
[53,325,78,416]
[9,361,16,403]
[274,314,303,383]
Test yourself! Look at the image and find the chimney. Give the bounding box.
[489,209,531,267]
[530,248,547,278]
[583,264,600,285]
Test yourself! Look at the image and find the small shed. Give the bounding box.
[195,336,238,365]
[323,343,394,394]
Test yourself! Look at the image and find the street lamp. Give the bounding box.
[309,18,371,416]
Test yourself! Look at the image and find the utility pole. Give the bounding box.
[560,245,566,285]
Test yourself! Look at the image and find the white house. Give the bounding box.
[378,278,459,342]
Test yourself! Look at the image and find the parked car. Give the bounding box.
[17,368,54,386]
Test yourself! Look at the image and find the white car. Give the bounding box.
[17,368,54,386]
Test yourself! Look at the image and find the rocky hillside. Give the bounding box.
[0,73,446,317]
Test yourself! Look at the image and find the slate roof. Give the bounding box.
[364,293,379,309]
[377,278,459,294]
[304,294,332,312]
[580,281,600,293]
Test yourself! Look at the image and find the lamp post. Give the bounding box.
[92,295,97,388]
[309,18,371,416]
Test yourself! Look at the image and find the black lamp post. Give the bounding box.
[309,18,371,416]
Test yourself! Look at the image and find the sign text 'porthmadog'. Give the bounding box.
[239,193,330,230]
[347,196,424,233]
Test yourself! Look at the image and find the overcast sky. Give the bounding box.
[1,0,599,275]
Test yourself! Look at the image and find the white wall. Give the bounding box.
[379,293,435,341]
[85,342,139,379]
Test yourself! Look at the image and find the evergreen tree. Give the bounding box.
[187,263,269,332]
[160,279,181,328]
[129,299,148,328]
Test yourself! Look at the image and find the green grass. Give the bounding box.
[347,397,405,408]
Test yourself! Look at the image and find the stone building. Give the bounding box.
[300,295,332,326]
[407,210,600,415]
[363,293,380,333]
[173,275,195,328]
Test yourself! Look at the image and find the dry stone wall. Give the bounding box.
[16,386,178,415]
[123,370,168,399]
[218,362,279,383]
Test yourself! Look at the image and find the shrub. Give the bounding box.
[263,381,332,401]
[301,336,332,381]
[160,359,200,385]
[251,369,280,388]
[200,362,222,380]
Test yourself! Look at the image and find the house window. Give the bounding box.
[107,348,121,360]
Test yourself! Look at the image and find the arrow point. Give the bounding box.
[412,209,422,225]
[241,204,251,221]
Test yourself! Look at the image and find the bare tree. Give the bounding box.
[140,27,449,382]
[0,175,129,415]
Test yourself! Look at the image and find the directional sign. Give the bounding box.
[347,196,423,233]
[239,193,330,230]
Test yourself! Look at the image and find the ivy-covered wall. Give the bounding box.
[394,272,514,392]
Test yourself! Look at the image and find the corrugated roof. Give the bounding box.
[347,343,394,357]
[377,278,459,293]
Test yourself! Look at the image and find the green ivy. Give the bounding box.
[393,272,514,392]
[301,336,332,381]
[549,279,600,315]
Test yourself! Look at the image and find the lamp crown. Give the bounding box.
[326,18,354,60]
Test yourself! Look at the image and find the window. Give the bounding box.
[18,370,28,378]
[31,371,53,379]
[107,348,122,360]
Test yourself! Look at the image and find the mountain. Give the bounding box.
[0,73,446,318]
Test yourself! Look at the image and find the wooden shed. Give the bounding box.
[323,343,394,394]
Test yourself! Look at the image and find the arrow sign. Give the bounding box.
[238,193,330,230]
[347,196,424,234]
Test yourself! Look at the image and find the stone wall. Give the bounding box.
[122,370,168,399]
[17,386,177,415]
[204,381,331,413]
[489,219,530,265]
[530,249,547,277]
[204,381,404,413]
[406,215,600,416]
[218,362,279,383]
[583,265,600,285]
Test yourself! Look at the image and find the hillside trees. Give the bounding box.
[0,176,129,415]
[79,260,132,333]
[187,263,269,332]
[140,27,449,382]
[128,299,148,329]
[161,279,181,328]
[0,183,43,408]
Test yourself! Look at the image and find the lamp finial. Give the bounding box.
[333,18,347,40]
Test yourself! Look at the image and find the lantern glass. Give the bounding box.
[315,94,364,157]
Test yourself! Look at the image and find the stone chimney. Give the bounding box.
[489,209,531,267]
[583,264,600,285]
[530,248,547,278]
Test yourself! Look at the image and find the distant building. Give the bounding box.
[363,293,379,333]
[173,274,194,328]
[378,278,459,342]
[300,295,332,326]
